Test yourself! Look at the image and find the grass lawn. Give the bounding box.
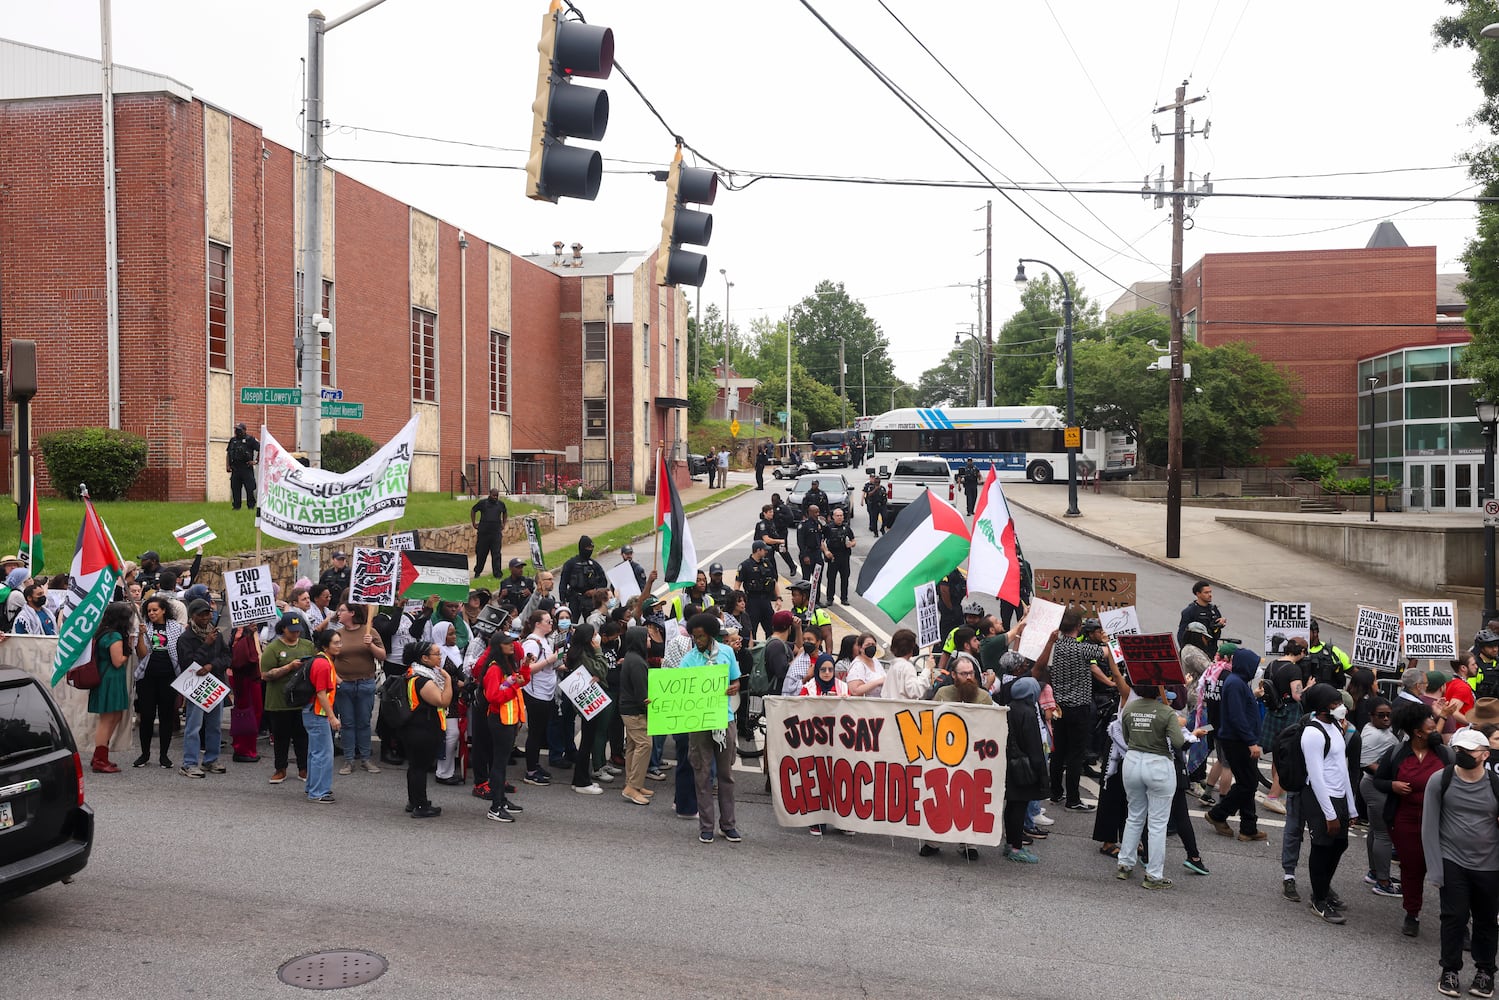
[689,419,781,462]
[0,493,541,564]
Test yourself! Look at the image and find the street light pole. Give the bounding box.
[1367,376,1379,522]
[1016,259,1079,516]
[1477,396,1498,624]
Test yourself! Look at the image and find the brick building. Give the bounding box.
[0,38,688,501]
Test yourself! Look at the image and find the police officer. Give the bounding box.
[318,550,351,598]
[787,580,832,652]
[820,507,856,606]
[797,504,826,582]
[959,458,980,516]
[226,422,260,511]
[558,536,608,620]
[754,503,796,577]
[803,479,830,518]
[861,470,887,535]
[770,495,798,570]
[705,562,734,607]
[619,545,647,592]
[735,542,780,641]
[497,558,534,610]
[1303,619,1351,689]
[469,487,509,579]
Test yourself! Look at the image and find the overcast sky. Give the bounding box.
[9,1,1491,389]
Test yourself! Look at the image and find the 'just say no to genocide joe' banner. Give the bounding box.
[765,696,1009,846]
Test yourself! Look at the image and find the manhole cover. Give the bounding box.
[278,950,388,990]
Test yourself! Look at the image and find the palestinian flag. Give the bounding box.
[51,493,123,685]
[656,450,697,590]
[19,474,41,573]
[398,550,470,603]
[856,488,971,622]
[967,465,1022,605]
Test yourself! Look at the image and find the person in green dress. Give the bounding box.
[88,602,138,774]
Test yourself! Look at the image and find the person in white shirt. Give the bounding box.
[1301,682,1359,924]
[882,629,927,700]
[845,633,885,697]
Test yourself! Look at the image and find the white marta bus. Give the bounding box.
[867,406,1136,485]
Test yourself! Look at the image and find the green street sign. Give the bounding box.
[321,401,364,419]
[777,410,788,422]
[240,386,302,406]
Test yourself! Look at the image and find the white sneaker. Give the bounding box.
[1032,813,1055,827]
[1262,795,1287,816]
[574,783,604,795]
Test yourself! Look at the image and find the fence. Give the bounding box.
[706,396,767,426]
[453,456,621,498]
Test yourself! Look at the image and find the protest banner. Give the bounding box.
[224,565,277,627]
[765,695,1007,846]
[171,668,231,713]
[1264,602,1312,654]
[350,547,400,607]
[255,416,417,543]
[1353,606,1402,673]
[647,664,730,736]
[1101,605,1141,637]
[1402,600,1459,660]
[559,665,612,721]
[1032,569,1137,611]
[1117,633,1186,686]
[915,581,941,648]
[383,530,418,551]
[606,560,641,602]
[524,516,546,571]
[1016,598,1066,661]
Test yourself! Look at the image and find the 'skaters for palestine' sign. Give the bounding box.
[1402,600,1459,660]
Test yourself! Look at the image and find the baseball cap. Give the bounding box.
[1185,621,1211,636]
[710,561,725,573]
[621,545,634,556]
[187,599,212,617]
[332,551,347,559]
[1453,729,1489,752]
[139,550,159,562]
[277,611,307,633]
[509,557,524,569]
[771,610,796,632]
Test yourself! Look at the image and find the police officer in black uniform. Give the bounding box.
[754,503,797,576]
[803,479,830,518]
[797,504,826,582]
[226,422,260,511]
[497,558,534,610]
[558,536,608,620]
[820,507,856,605]
[959,458,980,516]
[705,562,734,607]
[861,470,887,535]
[735,542,780,641]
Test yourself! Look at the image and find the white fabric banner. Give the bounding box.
[255,417,418,543]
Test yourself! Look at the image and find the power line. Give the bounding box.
[1042,0,1148,176]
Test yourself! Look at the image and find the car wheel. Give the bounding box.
[1026,461,1054,484]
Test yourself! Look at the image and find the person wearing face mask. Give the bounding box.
[563,623,611,795]
[1297,682,1359,923]
[547,608,581,769]
[559,536,608,621]
[1425,728,1499,1000]
[1374,699,1453,936]
[782,629,817,697]
[845,633,885,697]
[10,582,56,635]
[1357,697,1402,898]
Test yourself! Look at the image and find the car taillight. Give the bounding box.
[73,751,85,805]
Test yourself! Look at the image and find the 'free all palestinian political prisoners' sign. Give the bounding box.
[1402,600,1459,660]
[765,696,1008,846]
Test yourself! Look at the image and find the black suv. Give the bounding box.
[0,667,94,900]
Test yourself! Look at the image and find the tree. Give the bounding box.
[736,315,792,382]
[790,280,895,420]
[686,377,717,423]
[688,303,740,380]
[991,272,1101,405]
[915,343,982,407]
[752,363,845,434]
[1436,3,1499,395]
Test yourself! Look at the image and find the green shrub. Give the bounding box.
[321,430,376,473]
[1320,474,1401,495]
[39,427,148,500]
[687,377,717,423]
[1289,452,1340,480]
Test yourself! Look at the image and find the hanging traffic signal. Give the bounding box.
[525,1,614,203]
[655,146,718,287]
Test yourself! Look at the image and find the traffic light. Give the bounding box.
[525,1,614,203]
[655,146,718,287]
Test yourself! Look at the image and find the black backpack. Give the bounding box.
[283,655,318,710]
[1437,765,1499,819]
[1273,713,1331,793]
[1304,645,1343,688]
[1260,660,1296,712]
[378,674,416,731]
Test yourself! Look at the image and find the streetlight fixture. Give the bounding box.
[955,328,982,406]
[1477,395,1499,623]
[860,345,880,417]
[1366,375,1379,522]
[1015,259,1080,517]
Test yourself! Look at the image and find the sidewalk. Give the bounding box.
[1002,483,1483,634]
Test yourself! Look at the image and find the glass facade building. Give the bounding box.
[1358,345,1483,510]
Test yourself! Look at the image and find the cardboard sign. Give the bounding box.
[524,517,546,572]
[1016,598,1066,662]
[1101,605,1141,637]
[224,565,277,627]
[606,560,642,602]
[384,531,418,551]
[1353,606,1402,673]
[559,665,612,721]
[171,668,231,713]
[765,696,1008,846]
[350,547,400,606]
[1117,633,1186,686]
[647,664,731,736]
[915,581,941,648]
[1402,600,1459,660]
[1264,602,1312,655]
[1032,569,1137,611]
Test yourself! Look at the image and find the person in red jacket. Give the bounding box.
[483,638,532,824]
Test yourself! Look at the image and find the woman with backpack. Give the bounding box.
[398,640,456,818]
[1374,699,1453,936]
[303,629,343,804]
[1259,638,1309,816]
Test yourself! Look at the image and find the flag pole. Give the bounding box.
[652,448,662,584]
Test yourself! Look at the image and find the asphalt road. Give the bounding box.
[3,484,1424,1000]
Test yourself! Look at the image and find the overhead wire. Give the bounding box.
[1041,0,1149,176]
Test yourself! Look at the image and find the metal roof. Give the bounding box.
[0,37,192,102]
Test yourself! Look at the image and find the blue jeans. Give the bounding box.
[650,734,666,771]
[303,708,334,800]
[182,702,223,766]
[1119,750,1176,880]
[336,677,377,761]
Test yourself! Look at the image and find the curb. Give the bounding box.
[1005,495,1359,634]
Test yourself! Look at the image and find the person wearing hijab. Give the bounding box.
[617,626,653,805]
[798,655,849,835]
[563,623,610,794]
[430,621,465,785]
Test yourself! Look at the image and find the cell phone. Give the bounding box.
[1199,723,1215,733]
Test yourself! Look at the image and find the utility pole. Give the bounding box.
[838,338,847,427]
[1152,80,1206,560]
[984,200,993,406]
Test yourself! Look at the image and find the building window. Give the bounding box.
[643,402,650,446]
[489,331,510,414]
[208,242,230,369]
[1183,308,1197,343]
[411,308,437,402]
[584,399,607,438]
[320,280,334,387]
[673,336,681,386]
[584,321,607,362]
[642,323,650,367]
